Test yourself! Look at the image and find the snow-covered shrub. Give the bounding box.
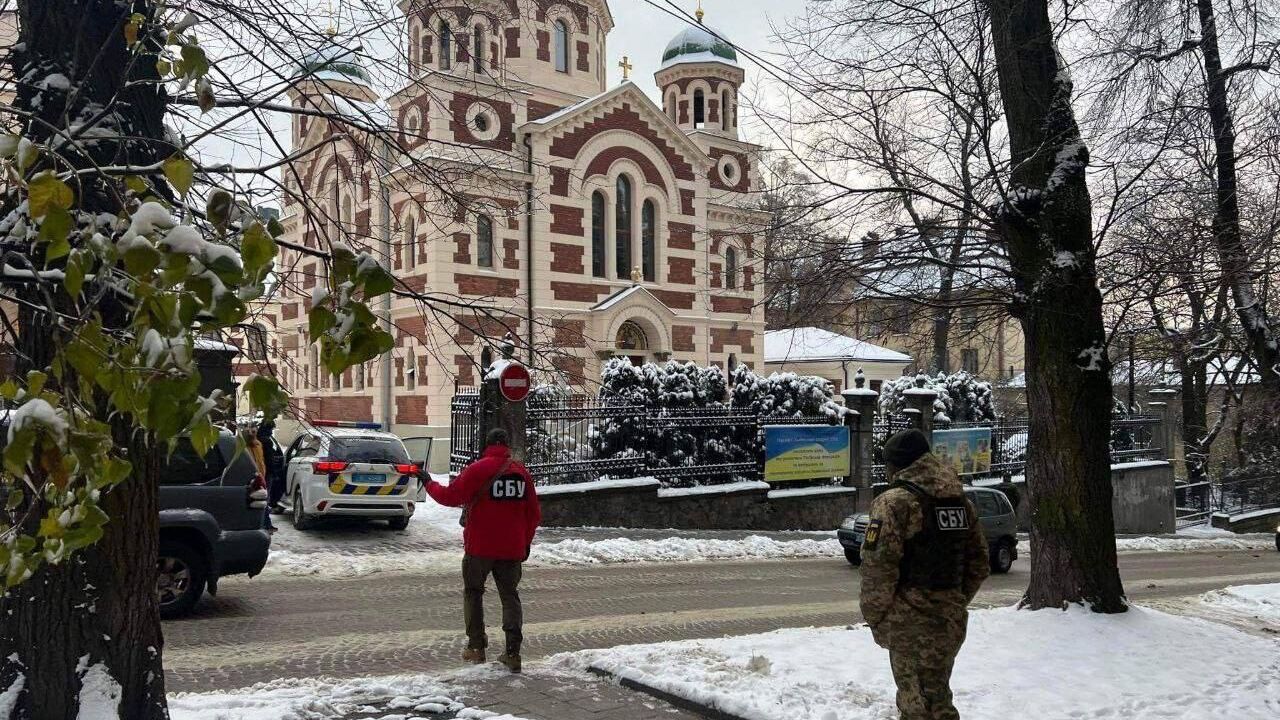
[879,371,997,422]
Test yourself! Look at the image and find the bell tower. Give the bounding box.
[653,9,743,139]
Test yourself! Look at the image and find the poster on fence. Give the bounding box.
[931,427,993,476]
[764,425,850,482]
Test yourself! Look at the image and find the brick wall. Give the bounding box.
[529,99,562,121]
[550,280,612,303]
[550,104,696,181]
[651,289,694,310]
[549,165,570,196]
[304,395,373,421]
[667,221,695,250]
[396,396,429,425]
[711,296,753,314]
[672,324,696,352]
[453,232,471,263]
[550,242,585,273]
[585,146,668,192]
[710,326,754,353]
[503,238,519,270]
[504,27,520,57]
[455,273,520,297]
[667,256,695,284]
[549,203,585,235]
[551,318,587,348]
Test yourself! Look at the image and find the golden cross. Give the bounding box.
[618,55,633,81]
[695,0,705,23]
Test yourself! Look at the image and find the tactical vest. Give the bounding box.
[892,480,973,591]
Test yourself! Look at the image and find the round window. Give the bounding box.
[717,155,741,185]
[465,102,501,141]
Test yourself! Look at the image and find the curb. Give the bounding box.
[586,665,752,720]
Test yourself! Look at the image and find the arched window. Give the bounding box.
[693,89,705,126]
[473,26,485,72]
[439,20,452,70]
[410,24,420,75]
[641,199,655,282]
[725,247,738,290]
[554,20,570,73]
[615,175,632,279]
[404,216,416,268]
[355,363,365,391]
[591,191,606,278]
[341,194,352,232]
[247,324,269,362]
[477,214,494,268]
[666,91,677,121]
[721,89,731,131]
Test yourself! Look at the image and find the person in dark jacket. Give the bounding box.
[424,428,541,673]
[258,420,286,515]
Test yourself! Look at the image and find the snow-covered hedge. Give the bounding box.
[879,371,998,422]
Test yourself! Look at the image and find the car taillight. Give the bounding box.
[313,460,348,473]
[247,474,268,510]
[395,464,419,474]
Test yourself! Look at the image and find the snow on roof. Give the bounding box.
[590,284,674,313]
[764,327,911,364]
[194,337,240,353]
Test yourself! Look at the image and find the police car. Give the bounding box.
[282,421,429,531]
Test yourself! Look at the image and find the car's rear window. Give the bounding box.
[160,438,226,485]
[329,437,409,464]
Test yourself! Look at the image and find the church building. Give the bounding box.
[260,0,767,442]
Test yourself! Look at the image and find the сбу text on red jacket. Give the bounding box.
[426,444,541,561]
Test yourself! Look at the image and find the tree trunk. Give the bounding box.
[982,0,1127,612]
[1179,361,1210,484]
[1195,0,1280,415]
[0,1,170,716]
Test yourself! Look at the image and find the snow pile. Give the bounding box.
[558,604,1280,720]
[168,674,528,720]
[1015,533,1275,556]
[530,535,841,565]
[1202,583,1280,625]
[265,534,843,578]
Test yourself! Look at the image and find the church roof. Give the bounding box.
[660,24,739,70]
[296,42,373,86]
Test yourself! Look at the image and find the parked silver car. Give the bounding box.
[838,486,1019,573]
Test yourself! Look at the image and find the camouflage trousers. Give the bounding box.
[885,610,967,720]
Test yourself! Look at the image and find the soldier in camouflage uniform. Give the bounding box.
[861,429,990,720]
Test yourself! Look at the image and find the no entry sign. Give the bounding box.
[498,362,531,403]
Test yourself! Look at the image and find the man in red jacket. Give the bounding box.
[425,428,541,673]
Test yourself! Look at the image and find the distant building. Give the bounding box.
[763,327,912,394]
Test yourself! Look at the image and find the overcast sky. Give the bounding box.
[605,0,797,100]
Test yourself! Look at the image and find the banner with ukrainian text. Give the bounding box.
[931,427,993,476]
[764,425,850,482]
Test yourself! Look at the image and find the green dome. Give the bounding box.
[660,25,739,69]
[297,43,372,85]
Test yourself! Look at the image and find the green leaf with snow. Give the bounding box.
[206,189,233,229]
[309,305,336,339]
[163,155,195,196]
[359,262,394,300]
[28,172,74,218]
[189,417,218,458]
[124,241,162,276]
[64,249,89,296]
[240,222,276,275]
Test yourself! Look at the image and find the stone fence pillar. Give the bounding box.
[479,336,528,461]
[1147,387,1179,466]
[903,386,940,437]
[841,371,879,494]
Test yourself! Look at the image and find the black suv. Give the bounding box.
[158,432,271,618]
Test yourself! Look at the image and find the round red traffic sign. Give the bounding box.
[498,362,531,403]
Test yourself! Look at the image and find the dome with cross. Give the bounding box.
[659,23,739,70]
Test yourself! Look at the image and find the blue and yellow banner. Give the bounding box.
[932,427,993,476]
[764,425,850,482]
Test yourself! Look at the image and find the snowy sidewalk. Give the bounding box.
[168,665,700,720]
[556,596,1280,720]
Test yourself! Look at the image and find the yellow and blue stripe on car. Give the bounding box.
[328,475,413,496]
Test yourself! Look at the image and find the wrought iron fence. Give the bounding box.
[646,407,762,488]
[1177,474,1280,528]
[526,395,646,485]
[449,388,481,475]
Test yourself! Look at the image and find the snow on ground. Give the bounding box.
[1015,532,1274,556]
[530,535,842,565]
[1202,583,1280,626]
[557,604,1280,720]
[168,673,528,720]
